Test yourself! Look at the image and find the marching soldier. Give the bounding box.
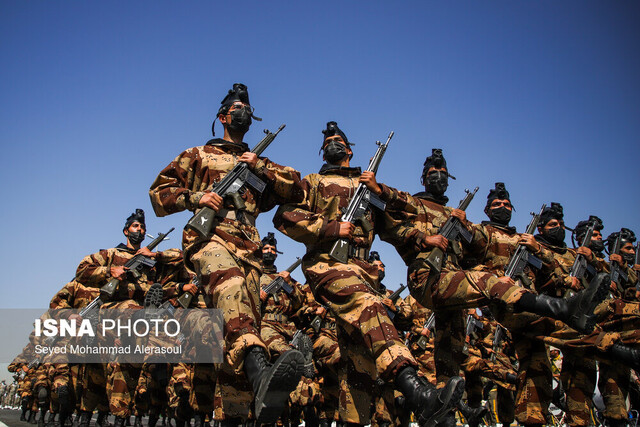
[149,83,305,423]
[274,122,464,426]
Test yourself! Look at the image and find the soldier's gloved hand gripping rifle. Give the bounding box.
[186,125,286,237]
[503,204,546,287]
[424,187,479,274]
[262,257,303,295]
[610,231,629,287]
[569,219,597,280]
[329,131,394,263]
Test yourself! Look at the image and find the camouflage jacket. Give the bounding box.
[149,139,303,270]
[273,165,395,253]
[260,264,306,323]
[75,244,184,303]
[378,189,480,271]
[534,236,579,297]
[462,222,555,290]
[49,279,100,309]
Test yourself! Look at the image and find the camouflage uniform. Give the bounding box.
[274,166,417,424]
[149,139,302,375]
[379,191,531,386]
[259,263,306,358]
[76,242,184,420]
[535,236,597,426]
[464,221,556,425]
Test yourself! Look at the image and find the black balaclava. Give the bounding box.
[484,182,513,227]
[537,202,566,247]
[212,83,262,136]
[368,251,385,282]
[321,121,353,164]
[261,232,278,266]
[124,209,146,245]
[416,148,456,205]
[573,215,604,254]
[606,228,637,265]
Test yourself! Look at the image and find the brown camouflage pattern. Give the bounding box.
[274,170,416,383]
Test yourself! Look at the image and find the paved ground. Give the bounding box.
[0,408,34,427]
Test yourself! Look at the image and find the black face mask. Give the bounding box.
[544,226,565,246]
[262,252,277,266]
[425,171,448,196]
[622,252,636,266]
[323,141,348,164]
[128,231,145,245]
[378,270,385,282]
[589,240,605,254]
[489,207,512,226]
[227,108,252,133]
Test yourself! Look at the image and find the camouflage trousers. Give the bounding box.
[407,335,437,385]
[260,318,296,358]
[80,363,109,412]
[312,327,341,423]
[407,262,527,313]
[190,238,265,374]
[135,363,170,417]
[503,313,554,425]
[561,350,597,426]
[167,363,193,421]
[106,362,142,418]
[214,362,253,421]
[599,360,631,421]
[48,363,71,413]
[303,254,416,382]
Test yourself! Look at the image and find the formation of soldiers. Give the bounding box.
[6,83,640,427]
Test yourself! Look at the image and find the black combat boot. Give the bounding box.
[394,366,465,426]
[46,412,56,427]
[192,412,207,427]
[133,415,143,427]
[434,412,456,427]
[148,413,159,427]
[57,386,71,427]
[457,401,488,427]
[21,399,29,421]
[515,272,609,332]
[78,411,92,427]
[113,417,127,427]
[608,342,640,371]
[96,411,110,427]
[29,410,38,424]
[244,346,304,423]
[38,408,49,427]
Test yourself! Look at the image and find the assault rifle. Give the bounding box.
[99,227,175,301]
[490,324,506,362]
[176,276,201,309]
[569,220,597,281]
[416,313,436,350]
[186,125,286,237]
[329,132,394,263]
[462,314,484,355]
[425,187,479,274]
[504,205,546,286]
[384,284,407,320]
[610,231,629,286]
[262,257,302,295]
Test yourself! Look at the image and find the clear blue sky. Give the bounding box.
[1,1,639,310]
